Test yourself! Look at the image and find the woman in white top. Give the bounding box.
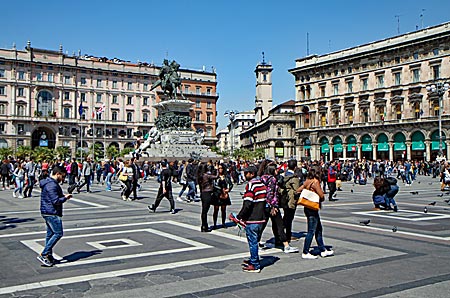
[13,163,25,198]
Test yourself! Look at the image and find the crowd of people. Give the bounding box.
[1,154,444,270]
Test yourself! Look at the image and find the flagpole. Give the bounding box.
[92,109,95,160]
[104,114,106,159]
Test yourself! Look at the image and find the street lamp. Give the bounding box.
[224,110,239,156]
[426,80,450,159]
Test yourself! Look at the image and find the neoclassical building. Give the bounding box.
[0,42,219,155]
[290,22,450,162]
[240,61,296,159]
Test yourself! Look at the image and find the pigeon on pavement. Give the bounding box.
[410,191,419,195]
[428,202,437,206]
[438,194,444,197]
[424,207,428,213]
[392,226,397,232]
[360,219,370,226]
[351,189,354,193]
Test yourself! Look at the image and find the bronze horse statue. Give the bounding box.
[150,60,184,99]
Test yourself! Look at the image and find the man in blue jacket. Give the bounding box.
[37,166,72,267]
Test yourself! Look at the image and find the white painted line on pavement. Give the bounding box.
[165,220,249,243]
[0,251,258,295]
[294,216,450,241]
[0,221,167,239]
[353,210,450,221]
[69,198,108,208]
[86,238,142,250]
[21,226,213,268]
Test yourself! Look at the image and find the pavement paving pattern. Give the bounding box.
[1,175,450,297]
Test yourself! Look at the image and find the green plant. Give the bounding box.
[120,147,134,157]
[106,146,119,159]
[55,146,71,160]
[90,143,105,161]
[0,147,13,160]
[32,147,54,162]
[16,146,32,160]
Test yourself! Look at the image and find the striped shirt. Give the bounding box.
[237,177,267,224]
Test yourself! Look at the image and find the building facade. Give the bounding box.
[0,43,218,155]
[289,22,450,162]
[240,60,296,159]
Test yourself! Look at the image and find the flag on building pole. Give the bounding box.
[78,103,83,118]
[97,104,106,115]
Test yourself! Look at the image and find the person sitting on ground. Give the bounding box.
[372,176,390,210]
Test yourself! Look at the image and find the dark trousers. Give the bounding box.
[283,207,296,242]
[131,179,138,199]
[2,174,10,188]
[153,187,174,210]
[328,182,336,200]
[260,207,288,244]
[23,176,36,197]
[78,175,91,192]
[201,191,213,228]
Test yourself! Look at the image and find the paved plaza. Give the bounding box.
[1,175,450,297]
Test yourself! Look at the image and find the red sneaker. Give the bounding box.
[242,264,261,273]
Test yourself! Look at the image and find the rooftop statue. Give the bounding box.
[150,59,184,99]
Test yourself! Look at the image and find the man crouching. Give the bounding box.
[237,165,267,273]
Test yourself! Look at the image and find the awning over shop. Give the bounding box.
[393,133,406,151]
[377,133,389,152]
[304,138,311,149]
[361,134,373,152]
[320,138,329,153]
[347,135,357,152]
[333,136,343,153]
[431,130,446,150]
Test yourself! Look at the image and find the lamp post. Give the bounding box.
[426,80,450,159]
[224,110,239,156]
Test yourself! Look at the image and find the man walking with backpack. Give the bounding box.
[280,159,301,243]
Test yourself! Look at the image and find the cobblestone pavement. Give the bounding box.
[1,175,450,297]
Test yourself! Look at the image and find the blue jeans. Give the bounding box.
[187,181,196,200]
[42,215,63,256]
[105,172,112,190]
[303,208,325,254]
[14,178,24,195]
[245,223,263,269]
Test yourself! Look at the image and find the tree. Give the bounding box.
[0,147,13,160]
[120,147,134,157]
[33,147,54,162]
[106,146,119,159]
[90,143,105,161]
[55,146,71,160]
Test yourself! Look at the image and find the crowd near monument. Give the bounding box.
[132,60,220,161]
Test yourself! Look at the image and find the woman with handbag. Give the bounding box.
[119,160,133,201]
[211,163,233,229]
[197,162,218,232]
[296,168,334,259]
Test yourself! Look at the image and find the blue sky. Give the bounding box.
[2,0,450,128]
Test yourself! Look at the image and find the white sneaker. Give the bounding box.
[12,192,16,198]
[284,245,299,254]
[18,195,24,199]
[176,197,184,202]
[122,196,127,201]
[301,253,318,259]
[320,249,334,257]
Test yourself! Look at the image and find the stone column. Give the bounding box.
[425,140,431,162]
[329,144,334,161]
[357,143,362,160]
[406,141,411,160]
[372,144,377,160]
[389,143,394,161]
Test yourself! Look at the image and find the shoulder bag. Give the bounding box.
[297,181,320,211]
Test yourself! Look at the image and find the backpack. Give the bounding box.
[385,177,397,185]
[110,166,115,174]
